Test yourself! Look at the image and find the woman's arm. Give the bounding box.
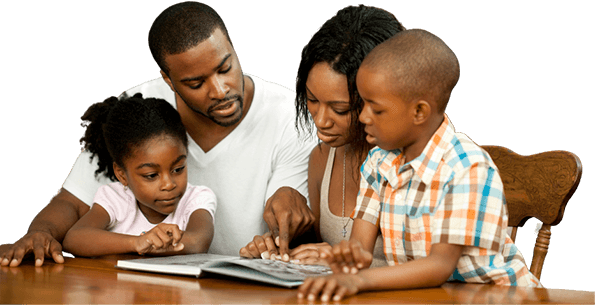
[308,144,327,242]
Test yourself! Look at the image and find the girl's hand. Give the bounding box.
[239,232,279,259]
[322,240,373,274]
[289,242,331,265]
[135,223,184,255]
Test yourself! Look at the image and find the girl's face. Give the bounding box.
[305,62,352,147]
[114,134,188,224]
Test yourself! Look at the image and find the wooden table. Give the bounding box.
[1,255,593,304]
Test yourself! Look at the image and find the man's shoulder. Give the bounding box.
[248,74,297,126]
[119,78,175,105]
[250,74,295,105]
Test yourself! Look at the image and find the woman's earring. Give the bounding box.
[123,185,129,191]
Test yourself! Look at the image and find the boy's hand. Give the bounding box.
[135,223,184,255]
[239,232,279,259]
[297,273,366,302]
[322,240,373,274]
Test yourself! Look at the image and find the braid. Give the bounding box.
[80,96,119,181]
[79,93,188,182]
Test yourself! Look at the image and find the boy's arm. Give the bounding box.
[324,149,383,273]
[350,218,378,253]
[299,242,464,302]
[356,243,464,290]
[322,218,378,274]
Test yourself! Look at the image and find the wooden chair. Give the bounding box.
[481,146,582,280]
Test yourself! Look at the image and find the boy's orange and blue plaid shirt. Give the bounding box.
[354,115,541,287]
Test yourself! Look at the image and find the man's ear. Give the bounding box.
[113,162,128,186]
[160,70,175,92]
[412,100,432,125]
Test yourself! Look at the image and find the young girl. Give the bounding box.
[63,93,216,257]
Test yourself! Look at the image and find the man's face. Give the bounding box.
[162,28,244,127]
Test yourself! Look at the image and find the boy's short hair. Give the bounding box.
[362,29,459,112]
[148,1,231,76]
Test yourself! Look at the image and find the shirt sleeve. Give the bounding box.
[264,119,318,206]
[352,152,382,226]
[62,151,112,206]
[431,161,506,252]
[92,183,134,230]
[181,185,218,224]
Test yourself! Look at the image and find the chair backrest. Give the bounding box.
[481,145,582,280]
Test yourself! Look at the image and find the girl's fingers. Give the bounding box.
[169,227,183,245]
[149,231,166,249]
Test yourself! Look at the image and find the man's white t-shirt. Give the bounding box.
[63,75,317,255]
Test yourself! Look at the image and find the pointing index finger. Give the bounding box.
[276,219,291,262]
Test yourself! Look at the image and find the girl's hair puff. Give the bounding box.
[80,93,187,181]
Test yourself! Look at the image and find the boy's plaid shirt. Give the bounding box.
[354,116,541,287]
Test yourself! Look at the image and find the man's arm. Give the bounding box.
[0,188,89,267]
[263,186,315,261]
[260,93,319,259]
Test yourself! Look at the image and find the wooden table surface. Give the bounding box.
[1,255,593,304]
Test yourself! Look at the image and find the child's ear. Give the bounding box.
[412,100,432,125]
[113,162,128,186]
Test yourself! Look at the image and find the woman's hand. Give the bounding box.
[239,232,280,259]
[289,242,331,265]
[135,223,184,255]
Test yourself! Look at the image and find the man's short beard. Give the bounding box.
[177,76,246,127]
[179,94,244,127]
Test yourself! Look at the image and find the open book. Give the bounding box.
[116,253,332,288]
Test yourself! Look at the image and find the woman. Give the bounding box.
[240,5,404,267]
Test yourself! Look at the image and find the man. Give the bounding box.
[0,1,316,266]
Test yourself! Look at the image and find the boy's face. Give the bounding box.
[357,65,415,151]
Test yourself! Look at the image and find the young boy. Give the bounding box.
[297,29,541,302]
